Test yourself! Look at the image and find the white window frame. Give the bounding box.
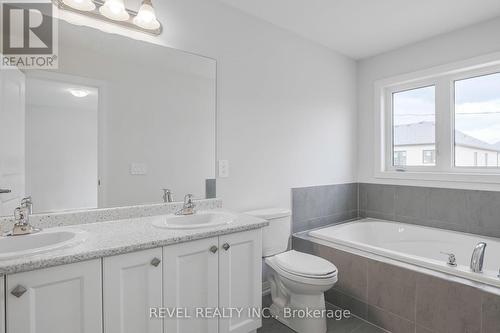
[374,52,500,184]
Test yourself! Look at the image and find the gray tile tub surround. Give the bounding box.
[359,183,500,238]
[292,236,500,333]
[0,198,222,233]
[258,295,387,333]
[292,183,358,233]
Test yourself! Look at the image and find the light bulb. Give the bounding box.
[133,0,160,30]
[62,0,96,11]
[99,0,129,21]
[68,89,90,98]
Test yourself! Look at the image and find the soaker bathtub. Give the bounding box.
[309,218,500,288]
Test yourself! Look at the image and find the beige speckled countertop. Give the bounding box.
[0,210,267,275]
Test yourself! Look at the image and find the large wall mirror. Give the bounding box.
[0,19,216,216]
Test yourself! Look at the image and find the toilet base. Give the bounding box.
[268,300,327,333]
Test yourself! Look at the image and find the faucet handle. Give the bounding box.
[440,252,457,267]
[20,196,33,215]
[184,194,194,204]
[162,189,173,203]
[14,207,23,220]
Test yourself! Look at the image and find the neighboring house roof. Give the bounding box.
[394,121,500,152]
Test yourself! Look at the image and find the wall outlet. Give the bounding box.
[130,163,147,175]
[218,160,229,178]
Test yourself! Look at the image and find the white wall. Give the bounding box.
[26,103,98,212]
[358,17,500,191]
[57,0,357,211]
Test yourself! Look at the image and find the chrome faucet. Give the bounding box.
[7,197,41,236]
[470,242,487,273]
[176,194,196,215]
[21,196,33,216]
[162,189,174,203]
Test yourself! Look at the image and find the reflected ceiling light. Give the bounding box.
[133,0,160,30]
[62,0,96,11]
[99,0,129,21]
[68,89,90,98]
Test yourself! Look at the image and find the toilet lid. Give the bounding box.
[274,250,337,277]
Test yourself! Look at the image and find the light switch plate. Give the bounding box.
[218,160,229,178]
[130,163,147,175]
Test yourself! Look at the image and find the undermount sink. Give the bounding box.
[152,211,235,230]
[0,229,87,260]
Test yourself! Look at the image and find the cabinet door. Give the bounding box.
[163,237,219,333]
[1,276,4,333]
[219,229,262,333]
[103,248,163,333]
[6,259,102,333]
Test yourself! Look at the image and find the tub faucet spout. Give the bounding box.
[470,242,487,273]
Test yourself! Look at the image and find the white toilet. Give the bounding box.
[245,208,338,333]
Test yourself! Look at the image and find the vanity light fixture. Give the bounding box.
[62,0,96,11]
[68,88,90,98]
[53,0,162,35]
[99,0,129,21]
[133,0,160,30]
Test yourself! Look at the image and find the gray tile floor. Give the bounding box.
[258,296,386,333]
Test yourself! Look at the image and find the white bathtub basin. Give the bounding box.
[0,229,87,260]
[309,218,500,288]
[152,211,235,230]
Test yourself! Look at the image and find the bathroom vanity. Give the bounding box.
[0,10,265,333]
[0,208,266,333]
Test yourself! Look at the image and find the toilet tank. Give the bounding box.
[244,208,291,257]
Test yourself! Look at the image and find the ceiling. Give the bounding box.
[216,0,500,59]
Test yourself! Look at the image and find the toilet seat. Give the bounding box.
[275,250,337,278]
[266,250,338,285]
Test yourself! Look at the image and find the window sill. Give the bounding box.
[375,170,500,184]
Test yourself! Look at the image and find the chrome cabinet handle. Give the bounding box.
[0,189,11,194]
[150,257,161,267]
[209,245,218,254]
[222,243,230,251]
[11,285,27,298]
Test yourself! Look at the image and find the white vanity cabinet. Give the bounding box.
[1,276,4,333]
[163,236,220,333]
[103,248,163,333]
[1,228,262,333]
[219,229,262,333]
[163,229,262,333]
[5,259,102,333]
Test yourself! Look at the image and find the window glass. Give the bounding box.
[394,151,407,167]
[422,150,436,164]
[393,86,436,167]
[455,72,500,168]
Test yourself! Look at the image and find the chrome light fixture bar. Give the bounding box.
[53,0,162,36]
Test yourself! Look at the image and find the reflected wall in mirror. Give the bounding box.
[0,20,216,216]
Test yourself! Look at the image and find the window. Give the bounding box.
[376,55,500,183]
[454,72,500,168]
[392,86,435,167]
[394,151,407,167]
[422,150,436,164]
